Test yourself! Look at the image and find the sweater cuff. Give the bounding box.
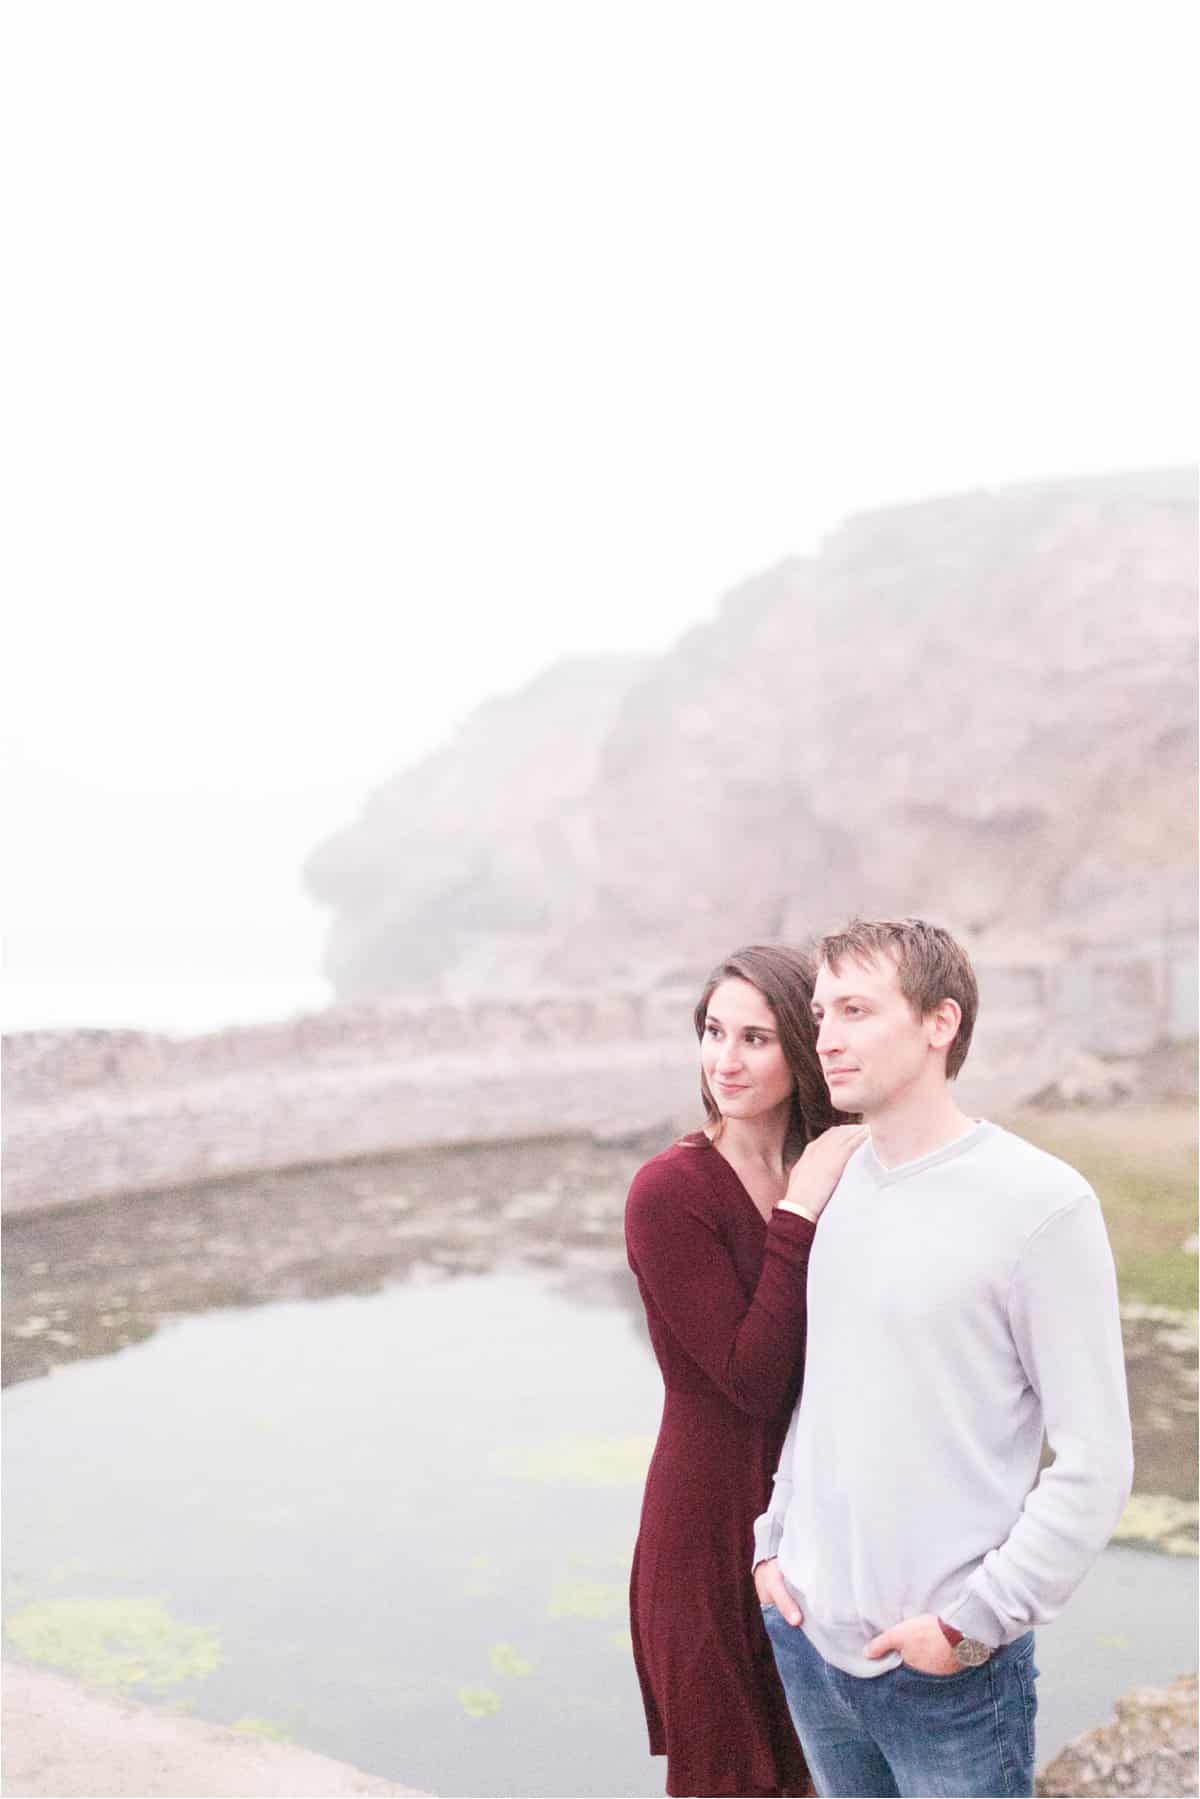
[938,1588,1006,1649]
[752,1508,783,1570]
[769,1207,817,1240]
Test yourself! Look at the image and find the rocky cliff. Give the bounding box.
[308,469,1198,999]
[306,653,650,999]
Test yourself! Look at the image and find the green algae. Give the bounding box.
[458,1550,498,1599]
[489,1641,534,1676]
[1112,1492,1199,1556]
[4,1597,222,1689]
[457,1683,502,1717]
[231,1716,291,1741]
[546,1579,627,1621]
[496,1435,653,1487]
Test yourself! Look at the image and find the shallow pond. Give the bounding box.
[3,1138,1197,1796]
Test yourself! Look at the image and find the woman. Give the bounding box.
[625,945,864,1798]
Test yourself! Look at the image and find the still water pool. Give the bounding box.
[3,1265,1196,1797]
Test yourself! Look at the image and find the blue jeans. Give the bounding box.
[761,1608,1038,1798]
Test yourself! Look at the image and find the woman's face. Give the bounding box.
[701,977,794,1122]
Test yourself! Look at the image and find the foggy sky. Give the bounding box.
[3,1,1196,1027]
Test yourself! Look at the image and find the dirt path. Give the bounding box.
[2,1662,426,1798]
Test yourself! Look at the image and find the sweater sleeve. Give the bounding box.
[624,1153,815,1420]
[941,1190,1134,1647]
[752,1398,799,1567]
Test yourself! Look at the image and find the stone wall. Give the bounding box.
[3,942,1193,1218]
[2,993,706,1216]
[978,931,1197,1059]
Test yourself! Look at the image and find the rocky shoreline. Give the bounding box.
[1,983,1127,1218]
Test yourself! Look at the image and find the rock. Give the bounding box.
[1033,1051,1142,1108]
[306,469,1198,1009]
[1036,1673,1198,1797]
[303,653,650,1001]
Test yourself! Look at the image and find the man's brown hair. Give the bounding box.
[818,918,979,1079]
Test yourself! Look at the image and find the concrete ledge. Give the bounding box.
[0,1002,1090,1218]
[1,1661,428,1798]
[2,1042,700,1216]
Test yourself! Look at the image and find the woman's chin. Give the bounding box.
[717,1093,780,1121]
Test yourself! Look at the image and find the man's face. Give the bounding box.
[811,951,934,1117]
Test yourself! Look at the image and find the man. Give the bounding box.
[754,918,1133,1799]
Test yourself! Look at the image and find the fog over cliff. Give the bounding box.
[306,469,1197,1000]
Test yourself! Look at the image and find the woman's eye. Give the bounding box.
[705,1022,721,1038]
[745,1033,765,1045]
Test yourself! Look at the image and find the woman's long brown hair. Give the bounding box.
[693,944,849,1160]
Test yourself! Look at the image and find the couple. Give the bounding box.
[625,919,1133,1799]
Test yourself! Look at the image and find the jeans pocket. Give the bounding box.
[898,1659,979,1686]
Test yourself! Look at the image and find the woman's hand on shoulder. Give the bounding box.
[780,1124,868,1222]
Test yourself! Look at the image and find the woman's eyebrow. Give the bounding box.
[705,1013,776,1035]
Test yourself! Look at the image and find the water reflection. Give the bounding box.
[2,1134,656,1390]
[3,1271,666,1797]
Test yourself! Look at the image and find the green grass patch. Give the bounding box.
[1001,1105,1197,1311]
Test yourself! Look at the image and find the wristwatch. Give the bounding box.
[937,1618,992,1668]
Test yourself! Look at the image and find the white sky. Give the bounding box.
[2,1,1196,1022]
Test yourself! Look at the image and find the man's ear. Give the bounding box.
[927,997,962,1054]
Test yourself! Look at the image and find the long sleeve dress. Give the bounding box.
[625,1135,815,1799]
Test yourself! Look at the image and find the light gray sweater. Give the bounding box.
[752,1121,1133,1677]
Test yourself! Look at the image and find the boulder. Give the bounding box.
[1037,1673,1199,1797]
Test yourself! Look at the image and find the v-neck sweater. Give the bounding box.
[753,1121,1133,1677]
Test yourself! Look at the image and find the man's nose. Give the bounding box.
[816,1016,840,1056]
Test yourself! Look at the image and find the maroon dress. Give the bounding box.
[625,1136,815,1799]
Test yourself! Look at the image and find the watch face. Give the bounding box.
[954,1637,992,1668]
